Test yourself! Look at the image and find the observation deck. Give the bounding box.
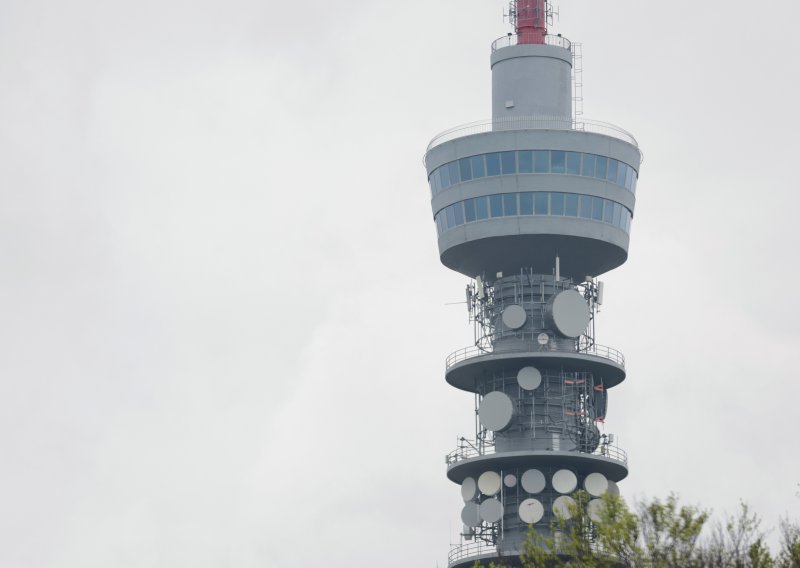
[423,118,641,280]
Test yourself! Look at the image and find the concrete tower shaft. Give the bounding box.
[491,42,572,121]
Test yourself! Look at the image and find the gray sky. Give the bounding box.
[1,0,799,566]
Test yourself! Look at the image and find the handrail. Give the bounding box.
[445,342,625,371]
[491,33,572,52]
[445,438,628,466]
[448,540,499,564]
[425,116,639,154]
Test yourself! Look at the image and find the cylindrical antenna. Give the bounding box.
[516,0,547,44]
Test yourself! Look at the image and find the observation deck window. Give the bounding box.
[551,192,565,215]
[429,150,639,197]
[582,154,596,178]
[551,150,566,174]
[520,192,534,215]
[490,194,504,217]
[534,150,549,173]
[535,192,549,215]
[459,158,472,182]
[565,193,579,216]
[470,155,486,178]
[518,150,533,173]
[433,191,633,236]
[503,193,518,215]
[501,151,516,174]
[475,196,489,220]
[566,151,581,175]
[591,197,603,221]
[595,156,608,180]
[486,152,502,176]
[580,195,592,219]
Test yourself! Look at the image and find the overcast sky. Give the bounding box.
[1,0,799,566]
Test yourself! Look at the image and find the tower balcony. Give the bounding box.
[445,437,628,467]
[445,342,626,392]
[448,541,505,568]
[425,116,639,157]
[491,32,573,53]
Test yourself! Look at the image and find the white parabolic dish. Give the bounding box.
[517,366,542,390]
[501,304,527,330]
[520,469,546,494]
[587,498,605,523]
[461,477,477,502]
[480,498,504,523]
[478,391,514,431]
[584,472,609,497]
[550,289,590,338]
[552,469,578,494]
[519,498,545,524]
[553,495,577,519]
[461,502,481,527]
[478,471,502,496]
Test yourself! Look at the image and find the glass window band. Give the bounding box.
[433,191,633,236]
[429,150,639,197]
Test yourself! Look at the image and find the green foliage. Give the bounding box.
[778,519,800,568]
[470,491,800,567]
[637,494,708,567]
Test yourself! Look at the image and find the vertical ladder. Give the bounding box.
[572,42,584,125]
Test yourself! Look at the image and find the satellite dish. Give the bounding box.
[480,498,504,523]
[517,366,542,390]
[537,332,549,346]
[502,304,527,330]
[504,473,518,488]
[606,480,620,497]
[546,289,590,338]
[553,495,577,520]
[461,477,478,501]
[587,498,605,523]
[478,391,514,431]
[552,469,578,494]
[478,471,502,496]
[584,472,609,497]
[520,469,546,494]
[518,498,545,524]
[461,502,481,527]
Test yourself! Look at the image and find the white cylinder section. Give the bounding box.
[491,44,573,122]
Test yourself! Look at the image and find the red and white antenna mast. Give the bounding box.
[513,0,548,44]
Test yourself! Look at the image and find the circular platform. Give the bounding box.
[446,348,625,393]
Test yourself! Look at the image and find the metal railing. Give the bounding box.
[425,116,639,154]
[444,342,625,371]
[448,540,498,565]
[445,438,628,466]
[491,33,572,52]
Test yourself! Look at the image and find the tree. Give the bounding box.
[471,492,800,568]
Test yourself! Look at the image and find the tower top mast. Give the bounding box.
[512,0,548,44]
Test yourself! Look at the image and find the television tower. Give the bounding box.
[423,1,642,565]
